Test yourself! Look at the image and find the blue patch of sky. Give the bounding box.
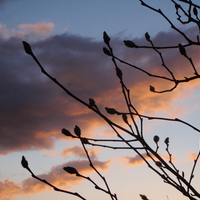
[0,0,177,40]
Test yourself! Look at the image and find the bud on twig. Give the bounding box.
[153,135,159,143]
[62,128,72,137]
[103,47,112,56]
[124,40,137,48]
[164,137,169,145]
[193,6,198,17]
[63,166,79,175]
[140,194,149,200]
[89,98,96,107]
[149,85,155,92]
[122,113,129,124]
[21,156,29,169]
[145,32,151,42]
[103,31,110,45]
[22,41,33,55]
[105,107,118,115]
[155,161,162,168]
[74,125,81,137]
[178,43,187,56]
[115,66,123,80]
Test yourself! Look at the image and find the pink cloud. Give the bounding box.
[60,146,100,159]
[61,146,87,158]
[0,22,54,40]
[185,152,199,161]
[122,153,177,166]
[19,22,54,37]
[0,179,22,200]
[0,158,110,200]
[121,154,148,166]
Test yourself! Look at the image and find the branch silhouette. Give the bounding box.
[21,1,200,200]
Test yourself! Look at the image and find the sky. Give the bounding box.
[1,0,200,200]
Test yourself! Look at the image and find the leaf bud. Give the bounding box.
[63,166,79,175]
[193,7,198,17]
[124,40,137,48]
[140,194,149,200]
[22,41,33,55]
[115,66,123,80]
[122,113,128,124]
[89,98,96,107]
[178,43,187,56]
[153,135,159,143]
[145,32,151,41]
[103,47,112,56]
[149,85,155,92]
[164,137,169,145]
[105,107,118,115]
[21,156,29,169]
[155,161,162,168]
[62,128,72,137]
[74,125,81,137]
[103,31,110,45]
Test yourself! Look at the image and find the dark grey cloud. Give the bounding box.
[0,33,116,154]
[0,26,197,154]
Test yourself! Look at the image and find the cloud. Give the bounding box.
[122,154,148,166]
[0,179,22,200]
[0,22,54,40]
[60,146,88,158]
[0,158,110,200]
[0,25,199,155]
[185,152,199,161]
[60,146,100,159]
[19,22,54,37]
[43,151,58,157]
[121,153,177,166]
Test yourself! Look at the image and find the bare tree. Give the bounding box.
[21,1,200,200]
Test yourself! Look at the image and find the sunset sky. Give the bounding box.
[1,1,200,200]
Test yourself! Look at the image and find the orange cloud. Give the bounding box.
[185,152,199,161]
[19,22,54,37]
[1,25,200,155]
[122,153,177,166]
[121,154,148,166]
[60,146,86,158]
[60,146,101,161]
[0,22,54,40]
[0,158,111,200]
[0,179,22,200]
